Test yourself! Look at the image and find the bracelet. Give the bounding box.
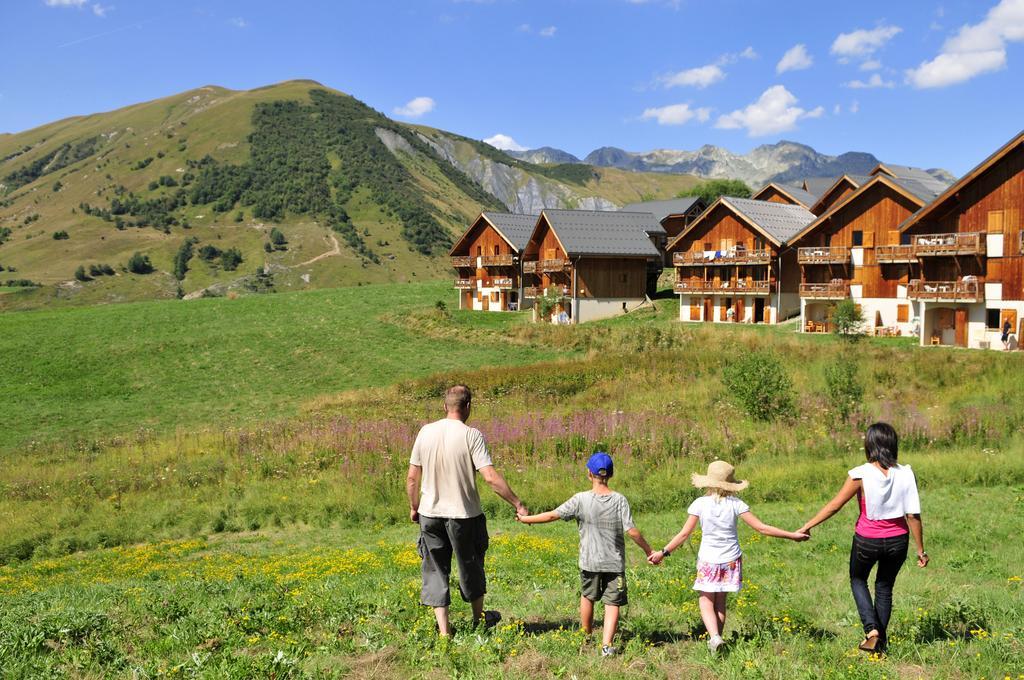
[662,548,672,558]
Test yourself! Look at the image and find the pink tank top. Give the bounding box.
[855,491,908,538]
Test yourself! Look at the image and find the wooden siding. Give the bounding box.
[670,204,780,256]
[576,258,648,298]
[794,182,922,298]
[814,180,858,216]
[907,144,1024,300]
[755,186,801,205]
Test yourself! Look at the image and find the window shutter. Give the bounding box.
[988,210,1005,233]
[897,304,909,323]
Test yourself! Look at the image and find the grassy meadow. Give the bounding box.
[1,282,1023,677]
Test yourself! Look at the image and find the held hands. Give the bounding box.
[790,531,810,542]
[647,550,665,566]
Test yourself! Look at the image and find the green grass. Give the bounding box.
[0,281,567,451]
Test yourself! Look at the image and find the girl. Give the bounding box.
[649,460,807,653]
[797,422,928,654]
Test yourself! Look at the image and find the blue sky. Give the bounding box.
[2,0,1023,175]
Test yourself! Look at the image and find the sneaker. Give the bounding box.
[707,635,724,654]
[601,645,617,657]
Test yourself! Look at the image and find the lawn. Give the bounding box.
[0,281,567,451]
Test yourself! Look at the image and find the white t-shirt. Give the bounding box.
[688,495,750,563]
[410,418,493,519]
[848,463,921,520]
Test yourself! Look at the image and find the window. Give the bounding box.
[493,245,500,256]
[987,210,1005,233]
[476,245,482,256]
[491,292,500,302]
[986,308,1001,330]
[852,231,864,247]
[754,236,766,251]
[900,232,912,245]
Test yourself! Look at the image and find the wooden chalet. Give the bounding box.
[621,197,707,265]
[788,170,946,335]
[666,197,815,324]
[449,212,536,312]
[754,175,870,217]
[521,209,663,323]
[897,130,1024,349]
[752,182,817,209]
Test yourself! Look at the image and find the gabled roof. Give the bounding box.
[536,209,663,257]
[802,177,838,201]
[666,197,815,251]
[620,197,704,224]
[870,163,952,197]
[898,129,1024,233]
[788,173,933,245]
[753,182,816,208]
[809,174,871,213]
[449,212,537,255]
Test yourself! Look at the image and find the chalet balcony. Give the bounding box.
[674,279,771,294]
[538,258,572,273]
[912,232,985,257]
[490,277,514,289]
[480,254,516,267]
[875,244,916,263]
[454,278,475,290]
[799,281,850,299]
[797,246,851,264]
[523,284,570,298]
[451,256,476,268]
[673,249,771,267]
[522,261,538,274]
[907,278,983,302]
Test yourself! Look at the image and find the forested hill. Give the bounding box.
[0,81,700,309]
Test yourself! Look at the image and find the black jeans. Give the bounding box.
[849,533,908,647]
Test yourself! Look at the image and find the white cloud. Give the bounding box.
[739,46,758,60]
[907,0,1024,88]
[833,103,842,115]
[845,73,896,89]
[45,0,87,6]
[483,133,527,151]
[393,96,436,118]
[776,44,813,73]
[715,85,823,136]
[228,17,248,28]
[91,3,111,16]
[859,59,882,71]
[850,100,860,114]
[831,25,902,59]
[662,64,725,88]
[640,103,712,126]
[539,25,556,37]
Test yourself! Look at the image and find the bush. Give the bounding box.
[269,227,287,249]
[74,265,90,282]
[677,178,751,203]
[173,237,197,281]
[536,286,565,320]
[824,358,863,422]
[220,247,243,271]
[126,252,154,274]
[88,263,115,277]
[52,230,70,240]
[831,299,865,339]
[198,244,222,261]
[722,350,795,422]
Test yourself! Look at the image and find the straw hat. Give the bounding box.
[692,460,749,492]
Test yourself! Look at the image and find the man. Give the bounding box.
[406,384,528,636]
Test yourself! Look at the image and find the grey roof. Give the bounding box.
[777,183,817,207]
[481,212,538,251]
[540,209,663,257]
[802,177,839,200]
[877,164,952,197]
[721,197,816,245]
[619,197,704,224]
[885,176,946,204]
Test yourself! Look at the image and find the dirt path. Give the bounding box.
[299,232,341,266]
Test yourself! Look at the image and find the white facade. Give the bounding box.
[918,296,1024,350]
[576,298,647,323]
[676,293,779,324]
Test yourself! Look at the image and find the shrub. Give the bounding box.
[52,180,62,192]
[831,299,865,339]
[74,265,90,282]
[198,244,222,261]
[269,227,287,249]
[173,237,197,281]
[677,178,751,203]
[126,252,154,274]
[536,286,565,320]
[220,247,243,271]
[722,350,795,422]
[52,230,70,240]
[89,263,115,277]
[234,211,244,223]
[824,358,863,422]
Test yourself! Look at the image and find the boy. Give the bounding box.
[517,452,653,656]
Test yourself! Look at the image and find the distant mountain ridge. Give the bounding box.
[511,140,956,189]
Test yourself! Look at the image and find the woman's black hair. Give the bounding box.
[864,422,899,469]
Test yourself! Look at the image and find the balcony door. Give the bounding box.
[955,308,968,347]
[703,297,713,323]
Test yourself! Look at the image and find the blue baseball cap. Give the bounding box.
[586,451,614,477]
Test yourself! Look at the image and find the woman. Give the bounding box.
[798,422,928,654]
[1002,319,1012,350]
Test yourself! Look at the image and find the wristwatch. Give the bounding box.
[662,548,672,558]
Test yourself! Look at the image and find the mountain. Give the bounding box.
[506,146,580,165]
[581,141,956,188]
[0,81,700,309]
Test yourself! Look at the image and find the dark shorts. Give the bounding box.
[580,570,627,606]
[417,514,489,607]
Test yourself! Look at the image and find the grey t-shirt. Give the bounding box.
[555,491,636,573]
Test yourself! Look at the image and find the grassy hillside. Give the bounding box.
[0,288,1021,676]
[0,81,702,309]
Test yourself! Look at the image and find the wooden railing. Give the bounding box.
[451,256,475,268]
[674,279,770,294]
[912,232,985,256]
[454,278,474,289]
[523,285,570,298]
[538,258,572,273]
[875,244,915,263]
[673,249,771,266]
[799,281,850,299]
[797,246,851,264]
[490,277,514,289]
[480,254,516,267]
[907,278,983,301]
[522,261,538,274]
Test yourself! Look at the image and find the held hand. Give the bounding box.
[515,502,529,518]
[648,551,664,565]
[917,552,929,568]
[791,531,810,542]
[410,509,419,523]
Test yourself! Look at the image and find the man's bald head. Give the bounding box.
[444,384,472,419]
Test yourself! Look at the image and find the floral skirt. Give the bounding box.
[693,557,743,593]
